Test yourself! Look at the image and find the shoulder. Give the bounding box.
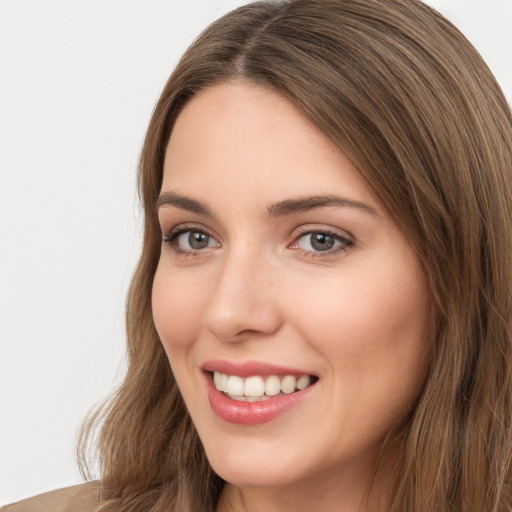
[1,481,100,512]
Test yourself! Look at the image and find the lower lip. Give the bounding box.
[205,373,316,425]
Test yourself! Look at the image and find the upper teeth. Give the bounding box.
[213,372,311,398]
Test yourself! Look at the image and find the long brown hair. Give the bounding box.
[79,1,512,510]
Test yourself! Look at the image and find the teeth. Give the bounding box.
[297,375,311,390]
[280,375,296,394]
[213,371,222,389]
[213,372,312,399]
[220,373,228,393]
[230,395,271,402]
[227,375,244,396]
[265,375,281,396]
[244,376,265,397]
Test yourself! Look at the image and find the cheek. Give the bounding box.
[289,256,431,392]
[151,264,205,354]
[298,267,430,447]
[151,265,211,411]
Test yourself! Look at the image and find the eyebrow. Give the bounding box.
[156,191,212,216]
[267,195,379,217]
[156,191,378,218]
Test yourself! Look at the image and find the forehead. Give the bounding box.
[161,81,379,212]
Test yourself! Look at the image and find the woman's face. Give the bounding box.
[152,82,431,493]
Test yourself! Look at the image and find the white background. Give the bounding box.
[1,0,511,505]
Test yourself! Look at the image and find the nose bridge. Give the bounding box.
[202,242,281,341]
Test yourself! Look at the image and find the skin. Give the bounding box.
[152,81,432,512]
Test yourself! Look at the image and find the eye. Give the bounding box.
[291,229,353,255]
[177,231,214,250]
[163,227,220,253]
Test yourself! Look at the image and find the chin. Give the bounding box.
[201,436,304,488]
[210,459,297,489]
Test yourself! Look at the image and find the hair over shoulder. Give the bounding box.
[78,1,512,511]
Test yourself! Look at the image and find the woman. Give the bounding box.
[4,0,511,510]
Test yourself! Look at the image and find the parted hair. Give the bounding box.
[78,1,512,511]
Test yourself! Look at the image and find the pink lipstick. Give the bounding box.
[202,360,318,425]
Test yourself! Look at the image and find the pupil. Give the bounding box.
[311,233,334,251]
[189,232,209,249]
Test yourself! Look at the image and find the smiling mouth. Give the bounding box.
[211,371,318,402]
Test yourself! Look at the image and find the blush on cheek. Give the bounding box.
[151,273,206,351]
[295,264,430,370]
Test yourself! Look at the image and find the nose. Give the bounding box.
[202,249,283,342]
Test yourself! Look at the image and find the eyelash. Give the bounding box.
[161,225,354,258]
[162,224,218,256]
[290,227,354,257]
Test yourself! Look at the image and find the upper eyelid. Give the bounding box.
[292,224,354,241]
[162,224,222,250]
[292,230,353,247]
[162,224,351,238]
[161,226,220,254]
[160,222,354,248]
[163,222,217,237]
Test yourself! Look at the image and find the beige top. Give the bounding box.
[1,482,100,512]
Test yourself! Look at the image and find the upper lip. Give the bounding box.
[201,359,316,378]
